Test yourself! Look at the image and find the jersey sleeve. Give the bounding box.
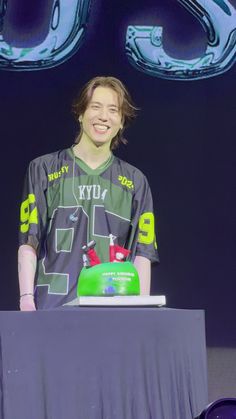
[129,173,159,263]
[19,159,48,252]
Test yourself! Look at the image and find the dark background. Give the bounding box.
[0,0,235,347]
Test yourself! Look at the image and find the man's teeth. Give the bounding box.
[94,124,109,131]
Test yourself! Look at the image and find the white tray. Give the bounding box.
[64,295,166,307]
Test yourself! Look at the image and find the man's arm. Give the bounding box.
[133,255,151,295]
[18,244,37,311]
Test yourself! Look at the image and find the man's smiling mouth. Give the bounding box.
[93,124,110,132]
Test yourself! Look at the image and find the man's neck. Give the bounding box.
[73,138,112,170]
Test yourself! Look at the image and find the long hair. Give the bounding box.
[72,76,138,150]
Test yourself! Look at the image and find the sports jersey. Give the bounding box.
[19,147,159,308]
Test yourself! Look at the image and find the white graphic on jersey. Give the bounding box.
[39,205,89,295]
[55,228,74,253]
[92,205,130,240]
[78,185,108,201]
[38,204,130,295]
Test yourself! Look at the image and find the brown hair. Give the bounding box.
[72,76,138,150]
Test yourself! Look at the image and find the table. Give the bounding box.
[0,308,207,419]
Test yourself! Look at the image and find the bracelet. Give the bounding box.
[20,293,34,298]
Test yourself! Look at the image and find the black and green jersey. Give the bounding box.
[19,147,159,308]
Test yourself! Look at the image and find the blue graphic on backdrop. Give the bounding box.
[126,0,236,80]
[0,0,91,70]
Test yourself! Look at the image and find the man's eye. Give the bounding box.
[110,108,118,113]
[91,105,99,109]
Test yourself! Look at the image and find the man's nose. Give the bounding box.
[98,107,108,121]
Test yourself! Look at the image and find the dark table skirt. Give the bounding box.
[0,307,207,419]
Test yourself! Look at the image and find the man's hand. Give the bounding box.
[20,294,36,311]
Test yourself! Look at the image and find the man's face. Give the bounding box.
[80,86,123,148]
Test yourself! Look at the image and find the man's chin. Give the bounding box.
[92,139,109,148]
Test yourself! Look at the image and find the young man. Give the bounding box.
[18,76,159,310]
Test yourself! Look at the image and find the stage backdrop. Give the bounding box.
[0,0,235,347]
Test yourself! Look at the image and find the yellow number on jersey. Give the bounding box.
[20,194,38,233]
[138,212,155,245]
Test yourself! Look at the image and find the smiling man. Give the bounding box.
[18,76,159,310]
[73,84,123,168]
